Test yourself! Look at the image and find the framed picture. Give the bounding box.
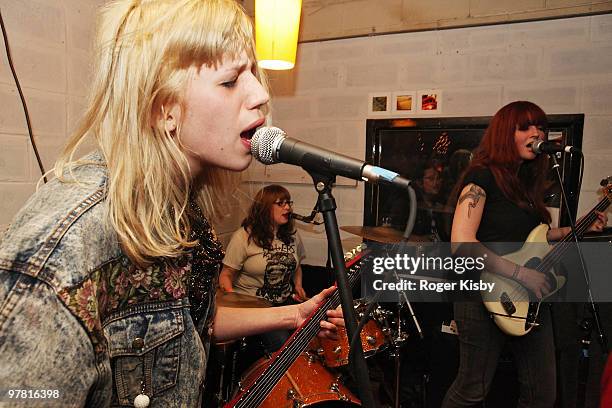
[391,91,416,114]
[417,90,442,114]
[368,92,391,115]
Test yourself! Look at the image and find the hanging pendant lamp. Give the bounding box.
[255,0,302,70]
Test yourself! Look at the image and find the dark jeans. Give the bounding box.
[442,302,556,408]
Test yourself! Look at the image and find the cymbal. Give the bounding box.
[340,225,430,243]
[216,290,272,308]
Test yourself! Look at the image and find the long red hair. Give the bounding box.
[461,101,551,223]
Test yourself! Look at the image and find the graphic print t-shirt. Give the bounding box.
[222,228,305,304]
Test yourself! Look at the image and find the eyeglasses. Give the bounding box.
[273,200,293,207]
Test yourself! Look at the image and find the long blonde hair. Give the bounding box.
[55,0,267,266]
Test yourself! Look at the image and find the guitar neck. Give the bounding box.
[226,253,364,408]
[539,194,611,272]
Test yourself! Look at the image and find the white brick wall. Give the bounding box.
[259,15,612,265]
[0,0,101,231]
[0,4,610,265]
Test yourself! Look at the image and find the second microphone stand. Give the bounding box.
[305,169,377,408]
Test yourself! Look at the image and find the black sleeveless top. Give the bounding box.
[462,168,545,254]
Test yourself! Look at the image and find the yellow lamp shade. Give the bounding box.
[255,0,302,70]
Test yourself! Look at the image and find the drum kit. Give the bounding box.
[205,295,412,407]
[204,225,436,408]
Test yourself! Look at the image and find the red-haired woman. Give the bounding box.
[442,101,607,407]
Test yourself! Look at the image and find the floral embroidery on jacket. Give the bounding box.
[58,256,193,354]
[58,207,221,355]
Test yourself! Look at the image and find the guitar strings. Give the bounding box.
[241,272,357,407]
[234,261,362,407]
[239,295,337,407]
[504,196,610,302]
[505,207,598,301]
[502,203,602,302]
[237,299,334,407]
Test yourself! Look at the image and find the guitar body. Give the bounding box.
[481,224,566,336]
[224,247,367,408]
[236,353,360,407]
[482,179,611,336]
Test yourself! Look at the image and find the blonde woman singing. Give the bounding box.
[0,1,343,407]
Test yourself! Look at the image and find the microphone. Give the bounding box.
[530,140,580,155]
[251,126,411,190]
[290,212,311,222]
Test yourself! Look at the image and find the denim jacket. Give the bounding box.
[0,152,216,407]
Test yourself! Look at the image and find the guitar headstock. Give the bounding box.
[600,176,612,200]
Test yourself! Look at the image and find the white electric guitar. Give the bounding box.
[482,178,612,336]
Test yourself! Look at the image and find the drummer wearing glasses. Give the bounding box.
[220,184,308,304]
[219,185,309,361]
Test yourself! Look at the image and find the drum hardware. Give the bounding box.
[389,301,408,408]
[317,300,390,368]
[286,388,305,408]
[388,267,424,408]
[203,338,244,406]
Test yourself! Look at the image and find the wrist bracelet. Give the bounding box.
[512,264,520,280]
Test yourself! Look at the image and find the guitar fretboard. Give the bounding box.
[538,190,611,273]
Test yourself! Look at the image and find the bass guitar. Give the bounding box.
[482,178,612,336]
[224,246,367,407]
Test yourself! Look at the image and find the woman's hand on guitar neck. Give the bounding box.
[294,286,344,340]
[515,266,552,299]
[587,211,608,233]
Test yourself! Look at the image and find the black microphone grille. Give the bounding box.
[251,126,286,165]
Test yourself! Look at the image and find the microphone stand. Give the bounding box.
[305,169,377,408]
[550,154,608,355]
[550,154,608,408]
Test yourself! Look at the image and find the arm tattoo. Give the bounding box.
[458,184,486,218]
